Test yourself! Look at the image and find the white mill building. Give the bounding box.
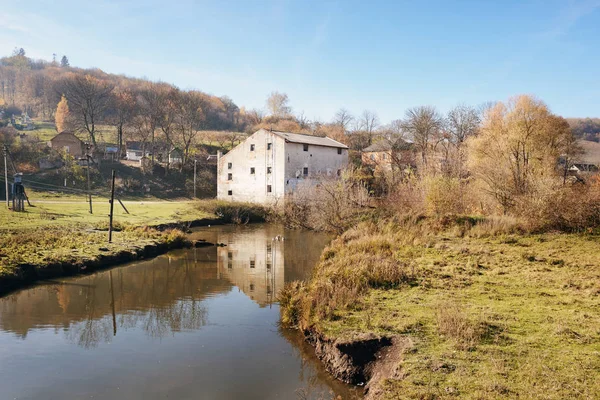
[217,129,349,204]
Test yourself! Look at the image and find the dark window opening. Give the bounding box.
[267,185,272,193]
[267,167,272,174]
[303,167,308,176]
[249,283,255,291]
[266,262,272,270]
[250,144,255,151]
[227,261,232,269]
[250,260,255,268]
[267,143,272,150]
[337,169,341,177]
[228,162,232,169]
[337,148,342,155]
[250,167,255,174]
[228,251,233,259]
[228,190,233,196]
[303,144,309,151]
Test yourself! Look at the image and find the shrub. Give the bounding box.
[196,200,269,224]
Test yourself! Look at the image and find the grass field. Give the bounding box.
[0,200,210,230]
[281,218,600,399]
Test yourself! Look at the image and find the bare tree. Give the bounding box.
[296,111,310,130]
[62,74,114,147]
[446,104,480,145]
[176,91,205,168]
[136,83,163,165]
[333,108,354,133]
[107,87,136,159]
[402,106,443,164]
[359,110,380,146]
[266,91,291,118]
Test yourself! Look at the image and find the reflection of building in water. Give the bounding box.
[217,228,285,307]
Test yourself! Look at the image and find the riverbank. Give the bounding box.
[0,199,269,296]
[280,216,600,399]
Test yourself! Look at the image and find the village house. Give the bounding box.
[48,132,85,157]
[217,129,349,204]
[125,141,152,161]
[361,138,414,171]
[570,140,600,174]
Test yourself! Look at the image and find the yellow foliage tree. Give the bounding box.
[467,95,572,213]
[55,94,71,133]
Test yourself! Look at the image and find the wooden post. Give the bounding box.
[193,159,197,198]
[108,170,116,243]
[3,145,8,209]
[86,155,93,214]
[117,198,129,214]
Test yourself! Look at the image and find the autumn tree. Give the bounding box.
[266,91,291,118]
[62,74,113,147]
[55,94,72,132]
[467,95,572,212]
[402,106,443,165]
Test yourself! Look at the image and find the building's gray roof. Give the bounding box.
[363,138,412,152]
[269,130,348,149]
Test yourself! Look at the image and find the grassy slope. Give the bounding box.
[284,219,600,399]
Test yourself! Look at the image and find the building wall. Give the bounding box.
[284,142,348,194]
[217,129,349,204]
[361,150,393,170]
[50,136,84,157]
[217,129,285,204]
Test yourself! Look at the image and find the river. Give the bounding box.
[0,224,361,400]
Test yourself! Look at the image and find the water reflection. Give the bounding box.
[0,224,358,399]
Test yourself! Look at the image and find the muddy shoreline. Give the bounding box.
[303,329,404,398]
[0,217,223,297]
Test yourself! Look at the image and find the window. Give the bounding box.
[383,153,387,160]
[250,144,255,151]
[228,251,233,259]
[227,162,232,169]
[303,167,308,176]
[337,169,341,177]
[267,143,272,150]
[228,190,233,196]
[227,261,232,269]
[267,185,272,193]
[227,173,232,181]
[250,167,255,174]
[250,260,255,268]
[267,167,272,174]
[266,262,272,270]
[337,148,342,155]
[249,283,255,291]
[303,144,309,151]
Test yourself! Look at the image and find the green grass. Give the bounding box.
[281,218,600,399]
[0,200,211,230]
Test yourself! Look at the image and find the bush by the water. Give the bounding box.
[196,200,270,224]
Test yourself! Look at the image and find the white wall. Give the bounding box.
[284,142,348,193]
[217,129,285,204]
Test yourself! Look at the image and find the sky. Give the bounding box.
[1,0,599,124]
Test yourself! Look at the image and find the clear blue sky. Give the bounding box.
[1,0,599,123]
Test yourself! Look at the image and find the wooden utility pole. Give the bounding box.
[193,159,197,198]
[3,145,8,209]
[108,170,116,243]
[86,155,93,214]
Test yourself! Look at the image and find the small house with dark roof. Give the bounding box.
[217,129,349,204]
[48,132,85,157]
[361,138,413,170]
